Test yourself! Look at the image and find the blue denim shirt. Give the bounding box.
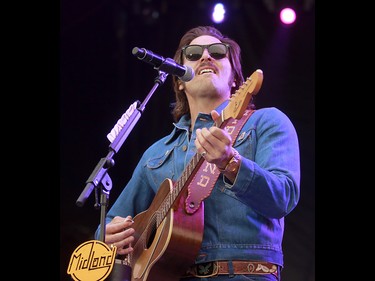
[95,101,300,268]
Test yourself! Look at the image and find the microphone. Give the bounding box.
[132,47,194,82]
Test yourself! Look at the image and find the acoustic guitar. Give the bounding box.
[128,69,264,281]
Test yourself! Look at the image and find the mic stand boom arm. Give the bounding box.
[75,70,169,242]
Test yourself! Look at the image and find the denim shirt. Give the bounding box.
[95,101,300,268]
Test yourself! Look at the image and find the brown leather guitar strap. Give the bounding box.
[185,109,255,214]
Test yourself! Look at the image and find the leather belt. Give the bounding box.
[182,260,278,278]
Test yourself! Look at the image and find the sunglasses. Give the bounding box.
[181,42,230,61]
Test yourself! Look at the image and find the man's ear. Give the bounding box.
[178,82,184,91]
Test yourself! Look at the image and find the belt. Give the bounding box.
[182,260,278,278]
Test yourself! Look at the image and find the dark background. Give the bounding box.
[60,0,315,280]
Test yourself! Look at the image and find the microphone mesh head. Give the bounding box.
[180,66,194,82]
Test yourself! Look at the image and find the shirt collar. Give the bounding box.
[164,100,230,144]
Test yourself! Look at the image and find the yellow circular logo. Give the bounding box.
[67,240,116,281]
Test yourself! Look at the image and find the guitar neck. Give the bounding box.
[156,153,201,226]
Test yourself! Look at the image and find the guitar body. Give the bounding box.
[130,178,204,281]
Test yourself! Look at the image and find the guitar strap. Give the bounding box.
[185,109,255,214]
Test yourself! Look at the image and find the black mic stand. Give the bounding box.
[75,70,169,281]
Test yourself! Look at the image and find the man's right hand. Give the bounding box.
[104,215,135,256]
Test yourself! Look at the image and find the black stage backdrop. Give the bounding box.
[60,1,315,280]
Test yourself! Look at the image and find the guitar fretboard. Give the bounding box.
[156,152,204,227]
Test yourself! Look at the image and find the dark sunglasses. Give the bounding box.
[181,42,230,61]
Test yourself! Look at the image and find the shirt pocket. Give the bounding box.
[233,129,255,161]
[234,128,253,147]
[146,147,174,169]
[146,147,176,189]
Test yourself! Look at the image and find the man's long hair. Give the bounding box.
[171,26,246,122]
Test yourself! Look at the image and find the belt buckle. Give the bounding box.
[193,261,219,278]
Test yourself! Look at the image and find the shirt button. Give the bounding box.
[182,145,187,151]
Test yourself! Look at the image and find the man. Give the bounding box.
[95,25,300,281]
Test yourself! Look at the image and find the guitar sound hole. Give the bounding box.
[146,223,156,249]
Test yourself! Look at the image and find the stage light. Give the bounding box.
[211,3,226,24]
[279,7,296,25]
[262,0,314,26]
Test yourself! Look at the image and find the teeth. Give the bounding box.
[199,69,214,75]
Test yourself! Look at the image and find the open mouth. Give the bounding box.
[199,68,216,75]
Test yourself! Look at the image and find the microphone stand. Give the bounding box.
[75,70,169,280]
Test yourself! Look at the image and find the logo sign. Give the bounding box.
[67,240,116,281]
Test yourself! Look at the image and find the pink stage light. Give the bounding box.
[279,7,297,25]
